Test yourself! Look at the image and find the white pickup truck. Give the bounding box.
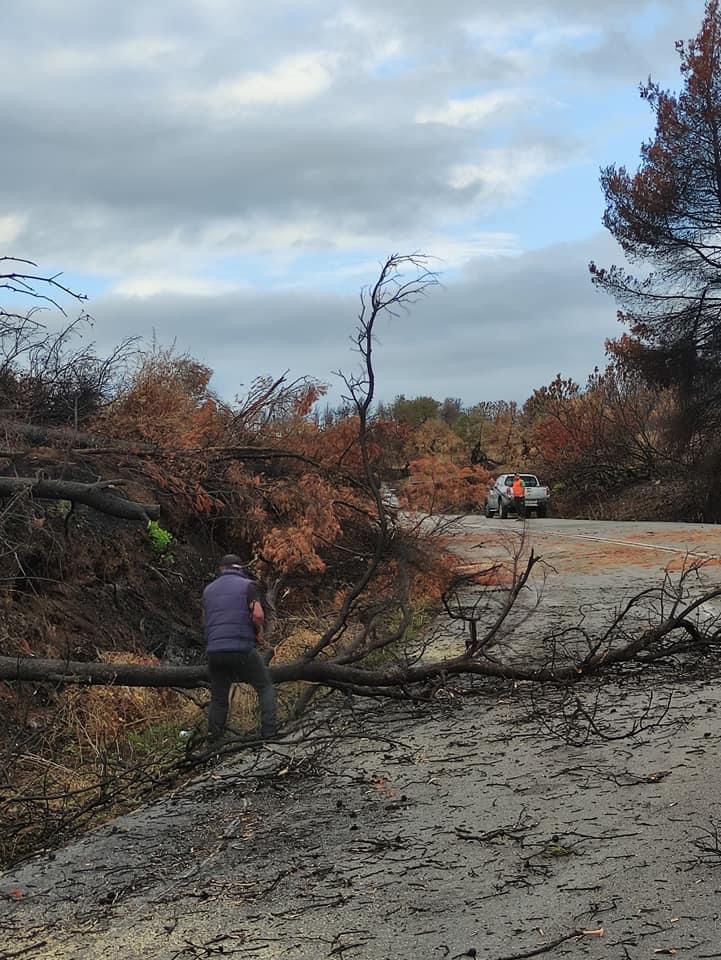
[484,473,550,519]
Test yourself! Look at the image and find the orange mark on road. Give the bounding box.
[448,526,721,579]
[665,555,721,573]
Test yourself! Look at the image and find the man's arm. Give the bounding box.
[251,600,266,645]
[247,581,266,650]
[246,582,266,646]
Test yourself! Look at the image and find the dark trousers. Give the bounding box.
[514,496,526,518]
[207,649,278,738]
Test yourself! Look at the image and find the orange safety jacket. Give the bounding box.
[512,477,525,498]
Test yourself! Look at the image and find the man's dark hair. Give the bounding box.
[219,553,244,568]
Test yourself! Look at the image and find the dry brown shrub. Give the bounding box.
[95,347,225,449]
[53,652,197,759]
[399,457,491,514]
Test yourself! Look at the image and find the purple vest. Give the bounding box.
[203,570,257,653]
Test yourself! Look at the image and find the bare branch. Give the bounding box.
[0,476,159,521]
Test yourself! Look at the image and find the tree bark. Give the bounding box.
[0,647,640,691]
[0,477,160,521]
[0,656,208,688]
[0,653,499,690]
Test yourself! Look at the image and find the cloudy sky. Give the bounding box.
[0,0,706,405]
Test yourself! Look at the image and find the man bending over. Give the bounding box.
[203,554,278,741]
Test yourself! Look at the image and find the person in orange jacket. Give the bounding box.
[511,474,525,519]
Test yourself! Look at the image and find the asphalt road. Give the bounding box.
[450,517,721,641]
[459,516,721,583]
[3,518,721,960]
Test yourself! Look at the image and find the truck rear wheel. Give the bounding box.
[484,501,492,518]
[537,504,547,518]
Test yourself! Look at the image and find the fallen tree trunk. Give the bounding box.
[0,656,207,688]
[0,651,537,689]
[0,477,160,521]
[0,652,531,690]
[2,578,718,692]
[0,631,697,693]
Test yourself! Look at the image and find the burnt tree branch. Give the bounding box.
[0,476,159,521]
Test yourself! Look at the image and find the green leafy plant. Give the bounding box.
[147,520,173,559]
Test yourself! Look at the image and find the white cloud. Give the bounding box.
[449,144,578,199]
[417,90,537,128]
[323,7,405,70]
[46,37,182,73]
[110,275,242,298]
[0,214,26,247]
[530,22,600,48]
[206,52,337,110]
[423,232,521,265]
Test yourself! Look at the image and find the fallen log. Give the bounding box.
[0,648,641,692]
[0,656,208,688]
[3,588,717,692]
[0,653,487,691]
[0,652,506,690]
[0,477,160,521]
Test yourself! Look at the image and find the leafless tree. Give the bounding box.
[0,257,136,425]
